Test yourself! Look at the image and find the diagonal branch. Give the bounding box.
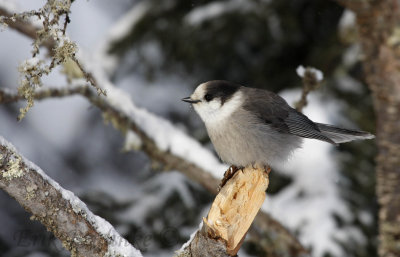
[0,85,221,194]
[0,86,309,256]
[0,7,55,55]
[0,136,142,257]
[0,85,308,256]
[0,6,105,96]
[0,5,308,256]
[0,70,308,257]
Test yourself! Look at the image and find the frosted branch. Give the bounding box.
[0,136,142,257]
[0,3,308,256]
[295,65,324,112]
[0,84,309,255]
[0,4,105,120]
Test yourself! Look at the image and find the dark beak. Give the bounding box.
[181,97,201,104]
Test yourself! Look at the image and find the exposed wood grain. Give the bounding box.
[177,166,270,256]
[205,167,269,255]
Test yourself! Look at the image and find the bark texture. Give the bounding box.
[340,1,400,256]
[0,6,308,256]
[357,3,400,257]
[0,140,130,257]
[177,166,270,257]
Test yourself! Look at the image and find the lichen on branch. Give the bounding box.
[0,136,142,257]
[0,0,105,120]
[17,57,47,120]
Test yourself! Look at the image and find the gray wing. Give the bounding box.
[241,87,336,144]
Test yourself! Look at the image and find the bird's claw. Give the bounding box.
[218,165,240,191]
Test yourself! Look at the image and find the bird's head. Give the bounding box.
[182,80,243,125]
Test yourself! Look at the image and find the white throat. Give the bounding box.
[194,91,244,126]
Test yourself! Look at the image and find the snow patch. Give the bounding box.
[77,50,227,178]
[338,9,356,31]
[179,221,203,252]
[0,1,48,29]
[0,0,19,14]
[296,65,324,82]
[185,0,256,26]
[123,130,143,151]
[95,1,152,74]
[262,90,364,257]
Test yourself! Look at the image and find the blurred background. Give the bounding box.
[0,0,376,256]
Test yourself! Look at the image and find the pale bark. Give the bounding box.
[0,5,309,256]
[0,137,142,257]
[337,1,400,256]
[1,85,309,255]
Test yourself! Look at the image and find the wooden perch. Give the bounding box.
[0,86,309,257]
[178,166,270,256]
[0,6,308,256]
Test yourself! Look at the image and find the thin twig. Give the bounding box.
[0,86,90,104]
[62,13,70,35]
[70,56,107,96]
[0,5,309,255]
[0,85,309,256]
[0,8,55,55]
[295,66,323,112]
[0,8,105,96]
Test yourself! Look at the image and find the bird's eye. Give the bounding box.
[204,94,213,101]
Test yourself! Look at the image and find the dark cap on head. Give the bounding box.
[202,80,241,104]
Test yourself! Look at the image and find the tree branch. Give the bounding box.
[177,166,271,256]
[336,1,400,256]
[0,136,142,257]
[0,85,221,193]
[0,5,105,96]
[0,85,90,104]
[295,65,323,112]
[0,7,55,55]
[0,5,309,256]
[0,81,308,256]
[1,84,309,255]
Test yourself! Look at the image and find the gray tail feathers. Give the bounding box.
[316,123,375,145]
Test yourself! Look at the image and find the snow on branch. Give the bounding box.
[0,84,223,194]
[0,1,105,120]
[295,65,324,112]
[95,1,152,75]
[0,83,309,255]
[184,0,257,26]
[0,3,308,256]
[0,136,142,257]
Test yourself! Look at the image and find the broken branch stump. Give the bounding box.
[177,165,270,256]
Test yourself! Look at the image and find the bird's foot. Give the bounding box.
[250,163,271,174]
[218,165,240,191]
[264,165,271,175]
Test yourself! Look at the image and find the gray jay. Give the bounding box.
[182,80,374,168]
